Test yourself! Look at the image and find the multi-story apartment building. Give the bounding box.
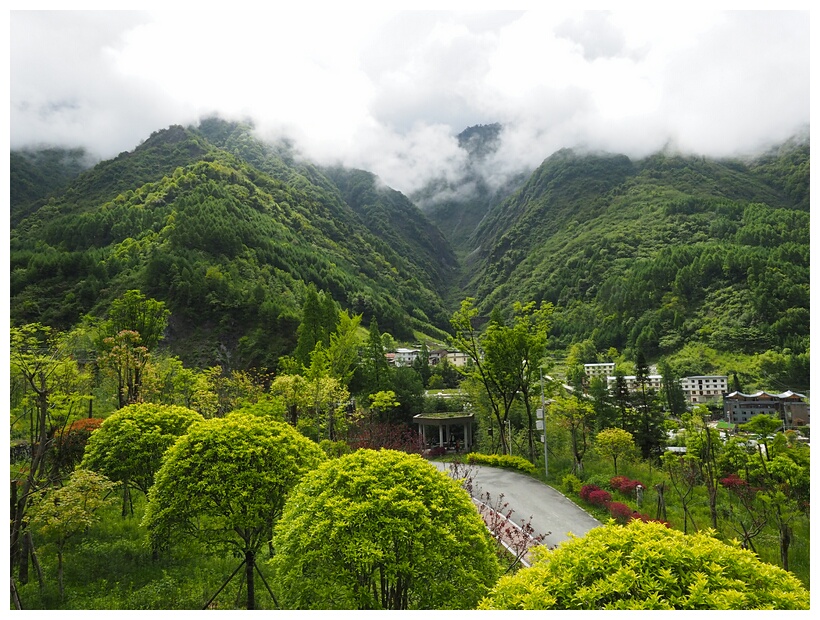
[606,374,663,391]
[584,363,615,380]
[680,375,728,404]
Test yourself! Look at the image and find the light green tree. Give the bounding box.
[594,427,636,475]
[270,449,500,609]
[143,412,325,609]
[550,394,595,475]
[80,403,204,515]
[10,323,90,585]
[479,520,809,610]
[28,469,117,600]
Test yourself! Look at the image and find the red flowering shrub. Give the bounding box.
[580,484,601,502]
[607,501,633,524]
[587,489,612,507]
[610,475,644,495]
[53,417,104,473]
[720,473,747,490]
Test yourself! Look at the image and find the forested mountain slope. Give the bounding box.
[463,141,809,388]
[10,147,96,226]
[9,120,809,387]
[10,121,457,369]
[411,124,528,257]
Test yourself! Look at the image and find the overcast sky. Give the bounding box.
[8,8,811,196]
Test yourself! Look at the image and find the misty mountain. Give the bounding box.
[9,120,809,388]
[411,124,530,256]
[10,120,457,368]
[10,146,96,226]
[462,142,808,387]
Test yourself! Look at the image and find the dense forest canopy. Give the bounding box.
[9,118,809,388]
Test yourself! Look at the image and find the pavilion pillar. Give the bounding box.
[439,424,444,447]
[464,422,470,449]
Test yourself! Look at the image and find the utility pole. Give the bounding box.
[539,365,548,478]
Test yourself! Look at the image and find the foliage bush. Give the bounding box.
[466,453,537,475]
[579,484,601,502]
[610,475,644,495]
[606,501,634,524]
[479,520,810,610]
[318,439,351,458]
[561,473,582,494]
[586,489,612,507]
[270,449,500,609]
[582,474,613,490]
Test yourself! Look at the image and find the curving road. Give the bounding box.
[431,461,601,549]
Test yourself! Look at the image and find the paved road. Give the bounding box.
[431,461,601,549]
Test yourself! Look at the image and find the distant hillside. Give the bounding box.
[462,143,809,387]
[8,120,809,388]
[10,147,96,225]
[411,124,529,256]
[10,120,457,369]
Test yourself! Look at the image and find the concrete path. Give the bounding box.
[431,461,601,550]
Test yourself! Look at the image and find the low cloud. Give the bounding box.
[10,10,809,198]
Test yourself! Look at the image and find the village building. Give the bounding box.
[584,362,615,379]
[680,375,728,404]
[723,390,809,426]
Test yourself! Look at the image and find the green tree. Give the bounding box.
[411,342,432,388]
[683,406,723,529]
[479,520,809,609]
[658,358,687,416]
[450,298,527,455]
[358,318,393,396]
[631,351,665,460]
[507,301,553,462]
[143,411,325,610]
[550,394,595,475]
[105,289,170,351]
[740,414,783,461]
[324,309,362,388]
[28,469,116,600]
[270,449,500,609]
[594,427,636,475]
[10,323,89,585]
[588,376,618,431]
[294,286,338,368]
[81,403,203,515]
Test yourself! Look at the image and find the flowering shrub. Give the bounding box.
[610,475,644,495]
[53,417,104,474]
[580,484,601,502]
[587,489,612,507]
[607,501,633,524]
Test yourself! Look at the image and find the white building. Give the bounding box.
[680,375,728,404]
[584,362,615,379]
[393,348,419,367]
[607,375,663,391]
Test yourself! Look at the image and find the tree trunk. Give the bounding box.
[11,578,23,610]
[18,526,30,585]
[26,531,44,590]
[779,520,791,571]
[57,548,64,600]
[245,549,255,610]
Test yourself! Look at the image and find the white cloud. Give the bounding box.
[9,9,810,196]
